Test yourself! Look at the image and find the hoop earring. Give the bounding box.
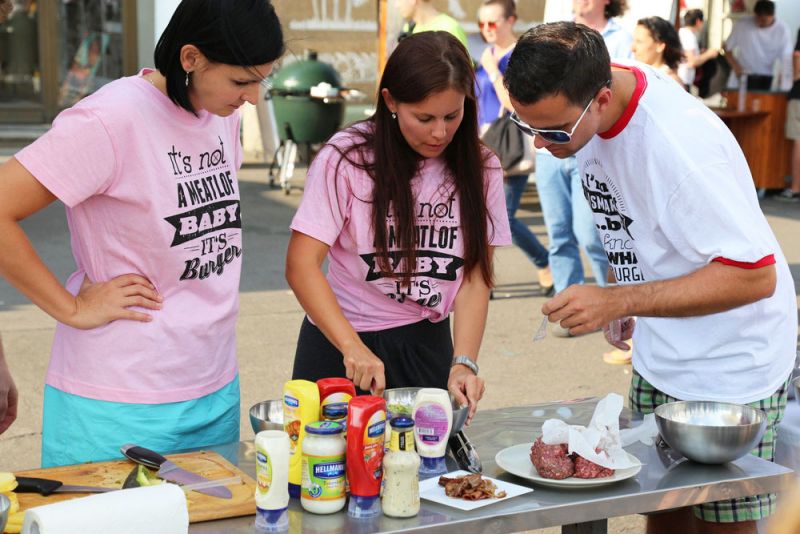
[185,71,190,87]
[391,112,397,120]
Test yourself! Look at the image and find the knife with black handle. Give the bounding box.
[15,476,116,496]
[120,444,232,499]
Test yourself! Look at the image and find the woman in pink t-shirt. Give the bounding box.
[0,0,284,467]
[288,32,512,423]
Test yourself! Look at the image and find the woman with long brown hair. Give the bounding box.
[286,31,511,421]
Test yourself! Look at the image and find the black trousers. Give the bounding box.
[292,316,452,393]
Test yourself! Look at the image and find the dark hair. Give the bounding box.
[754,1,775,16]
[328,32,495,287]
[605,0,628,19]
[481,0,517,19]
[637,16,684,71]
[505,22,611,107]
[154,0,284,114]
[683,9,704,27]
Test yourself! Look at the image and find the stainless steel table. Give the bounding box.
[191,397,794,533]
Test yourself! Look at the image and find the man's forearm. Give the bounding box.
[613,261,776,319]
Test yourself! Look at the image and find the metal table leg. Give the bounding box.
[562,519,607,534]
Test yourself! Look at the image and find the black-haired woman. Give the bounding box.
[287,32,512,425]
[0,0,284,467]
[633,16,684,85]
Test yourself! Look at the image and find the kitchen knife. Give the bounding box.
[15,477,116,496]
[120,444,233,499]
[15,475,242,497]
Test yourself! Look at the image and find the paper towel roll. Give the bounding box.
[21,483,188,534]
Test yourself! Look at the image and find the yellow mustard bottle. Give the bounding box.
[283,379,320,499]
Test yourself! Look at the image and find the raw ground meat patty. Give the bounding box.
[573,454,615,479]
[530,437,574,479]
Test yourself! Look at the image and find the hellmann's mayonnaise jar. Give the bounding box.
[381,416,420,518]
[301,421,347,514]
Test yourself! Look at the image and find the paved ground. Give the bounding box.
[0,153,798,533]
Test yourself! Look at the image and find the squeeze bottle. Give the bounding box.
[412,388,452,478]
[346,396,386,518]
[317,378,355,427]
[283,379,320,498]
[254,430,291,532]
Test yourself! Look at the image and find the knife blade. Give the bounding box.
[15,475,242,497]
[120,444,233,499]
[15,477,116,496]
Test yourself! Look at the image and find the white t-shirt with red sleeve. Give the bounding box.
[14,69,244,404]
[576,62,797,404]
[290,125,512,331]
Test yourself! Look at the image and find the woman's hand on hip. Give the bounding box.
[68,273,163,329]
[341,340,386,396]
[448,366,485,426]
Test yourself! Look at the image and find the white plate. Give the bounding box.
[495,443,642,489]
[419,470,533,510]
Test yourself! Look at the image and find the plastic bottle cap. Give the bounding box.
[255,507,289,532]
[389,416,415,429]
[289,483,301,499]
[305,421,345,434]
[418,456,448,478]
[347,495,381,518]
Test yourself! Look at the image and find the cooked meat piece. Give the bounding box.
[573,454,615,479]
[530,437,575,480]
[438,474,507,499]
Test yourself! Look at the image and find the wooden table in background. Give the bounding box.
[716,91,792,191]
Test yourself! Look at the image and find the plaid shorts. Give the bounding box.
[629,369,790,523]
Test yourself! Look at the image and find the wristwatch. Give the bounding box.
[452,355,479,375]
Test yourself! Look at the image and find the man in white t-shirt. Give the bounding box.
[678,9,719,90]
[506,21,796,534]
[723,0,793,91]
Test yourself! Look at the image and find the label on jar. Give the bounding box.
[364,410,386,481]
[390,429,415,452]
[255,447,272,495]
[321,393,351,419]
[302,454,346,500]
[414,404,448,444]
[284,394,301,454]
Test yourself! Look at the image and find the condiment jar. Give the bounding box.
[283,379,320,498]
[413,388,453,478]
[301,421,346,514]
[382,417,420,518]
[254,430,291,531]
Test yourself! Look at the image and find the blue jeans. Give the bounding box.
[504,174,549,269]
[534,153,609,292]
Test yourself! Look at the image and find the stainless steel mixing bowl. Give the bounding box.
[0,493,9,532]
[793,376,800,406]
[249,399,284,434]
[654,400,767,464]
[384,387,469,434]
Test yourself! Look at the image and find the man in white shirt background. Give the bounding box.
[723,0,793,91]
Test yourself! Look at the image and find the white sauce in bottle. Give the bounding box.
[382,416,421,517]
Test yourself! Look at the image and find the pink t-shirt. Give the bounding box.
[15,69,243,403]
[290,126,512,331]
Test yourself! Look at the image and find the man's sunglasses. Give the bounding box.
[478,19,501,31]
[509,82,610,144]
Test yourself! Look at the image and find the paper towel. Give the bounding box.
[21,483,188,534]
[541,393,642,470]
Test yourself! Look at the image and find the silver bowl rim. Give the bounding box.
[0,492,9,513]
[654,400,767,428]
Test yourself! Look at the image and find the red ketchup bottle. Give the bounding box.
[317,378,356,426]
[346,396,386,518]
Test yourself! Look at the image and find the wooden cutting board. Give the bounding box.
[13,450,256,523]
